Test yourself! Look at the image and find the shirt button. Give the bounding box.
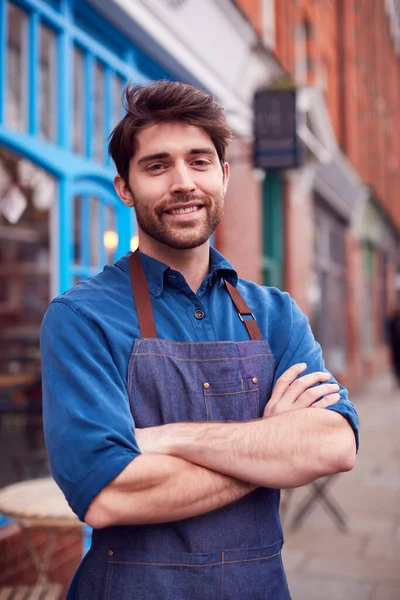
[194,309,205,320]
[108,550,114,557]
[252,377,258,384]
[203,382,210,389]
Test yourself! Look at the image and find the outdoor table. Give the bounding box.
[0,477,83,597]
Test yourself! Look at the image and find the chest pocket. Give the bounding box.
[203,378,259,422]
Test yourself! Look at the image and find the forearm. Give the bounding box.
[85,453,255,529]
[148,409,356,489]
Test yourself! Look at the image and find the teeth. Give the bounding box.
[169,206,200,215]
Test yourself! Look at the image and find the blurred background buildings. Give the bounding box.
[0,0,399,590]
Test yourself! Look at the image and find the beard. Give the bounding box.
[132,191,224,250]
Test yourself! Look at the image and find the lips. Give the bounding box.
[167,205,202,215]
[163,202,204,216]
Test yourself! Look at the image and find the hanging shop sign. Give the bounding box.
[253,89,303,170]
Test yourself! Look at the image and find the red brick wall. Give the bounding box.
[235,0,263,37]
[218,139,263,284]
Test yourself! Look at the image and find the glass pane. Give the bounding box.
[90,197,99,267]
[40,24,57,141]
[73,47,85,154]
[94,62,105,163]
[6,3,28,131]
[112,74,124,130]
[0,146,52,487]
[104,205,117,264]
[74,195,82,264]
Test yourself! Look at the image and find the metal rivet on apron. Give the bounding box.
[194,309,205,320]
[108,549,114,557]
[252,377,258,384]
[203,382,210,389]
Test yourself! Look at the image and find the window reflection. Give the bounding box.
[40,24,57,141]
[105,205,117,264]
[0,146,52,486]
[73,195,82,264]
[73,47,85,154]
[112,73,124,130]
[6,3,28,132]
[94,62,105,163]
[90,197,99,267]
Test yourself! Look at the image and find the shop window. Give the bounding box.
[73,46,85,155]
[6,2,28,132]
[39,23,57,142]
[312,196,347,372]
[94,61,105,164]
[73,195,82,264]
[0,146,53,487]
[73,194,118,280]
[112,73,125,130]
[90,196,99,267]
[105,205,118,265]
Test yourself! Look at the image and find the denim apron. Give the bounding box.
[73,251,292,599]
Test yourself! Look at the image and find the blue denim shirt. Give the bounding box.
[40,248,359,521]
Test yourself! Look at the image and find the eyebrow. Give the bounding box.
[137,148,216,166]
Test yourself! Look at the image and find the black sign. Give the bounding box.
[253,89,303,170]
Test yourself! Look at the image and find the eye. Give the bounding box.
[191,159,209,168]
[147,163,167,172]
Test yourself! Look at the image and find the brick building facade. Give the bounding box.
[233,0,400,388]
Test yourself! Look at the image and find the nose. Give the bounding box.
[169,164,196,195]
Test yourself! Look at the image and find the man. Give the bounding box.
[41,80,358,599]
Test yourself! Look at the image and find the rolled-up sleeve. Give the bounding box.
[273,298,359,451]
[40,299,141,521]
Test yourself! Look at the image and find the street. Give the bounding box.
[282,371,400,600]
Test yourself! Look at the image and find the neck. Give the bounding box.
[138,234,211,292]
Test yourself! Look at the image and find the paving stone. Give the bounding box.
[283,527,364,558]
[305,554,400,582]
[286,574,372,600]
[363,533,400,561]
[281,548,307,573]
[370,583,400,600]
[278,372,400,593]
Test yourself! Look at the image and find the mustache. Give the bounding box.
[156,193,210,214]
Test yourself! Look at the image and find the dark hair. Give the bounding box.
[108,80,233,184]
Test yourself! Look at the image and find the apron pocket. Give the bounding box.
[103,554,221,600]
[203,379,259,422]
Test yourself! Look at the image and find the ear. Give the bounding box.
[222,162,230,194]
[114,175,134,207]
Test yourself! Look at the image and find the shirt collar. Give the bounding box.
[116,248,238,298]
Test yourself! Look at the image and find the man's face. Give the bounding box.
[115,122,229,251]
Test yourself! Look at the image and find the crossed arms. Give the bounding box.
[85,364,357,529]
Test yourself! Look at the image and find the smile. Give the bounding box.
[166,206,202,215]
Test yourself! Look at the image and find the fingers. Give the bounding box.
[311,393,341,408]
[295,382,340,408]
[279,371,332,405]
[271,363,308,401]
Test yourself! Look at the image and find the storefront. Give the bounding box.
[0,0,185,490]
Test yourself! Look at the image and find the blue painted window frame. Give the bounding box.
[0,0,174,292]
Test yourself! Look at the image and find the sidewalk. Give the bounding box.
[282,371,400,600]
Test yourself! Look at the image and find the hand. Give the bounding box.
[263,363,341,418]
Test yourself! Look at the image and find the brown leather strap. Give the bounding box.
[224,280,263,340]
[129,250,262,341]
[129,251,157,338]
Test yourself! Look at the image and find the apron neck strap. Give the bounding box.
[129,250,157,338]
[129,251,263,341]
[223,280,263,340]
